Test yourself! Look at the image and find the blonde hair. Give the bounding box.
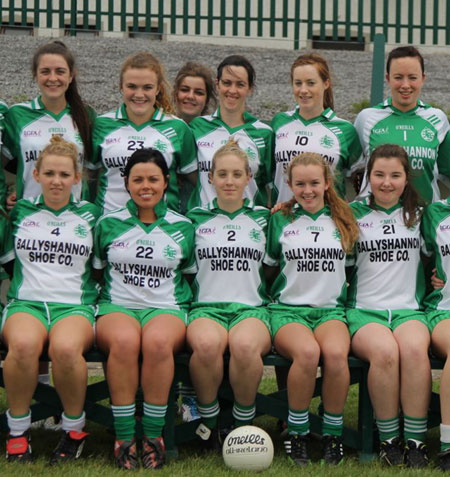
[120,52,174,114]
[282,152,359,253]
[210,138,250,175]
[36,135,79,172]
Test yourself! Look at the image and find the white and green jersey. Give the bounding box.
[188,108,273,209]
[271,107,361,202]
[92,105,197,213]
[93,200,195,309]
[2,195,99,305]
[422,198,450,310]
[2,96,87,200]
[265,204,347,307]
[348,198,424,310]
[187,199,269,306]
[355,98,450,204]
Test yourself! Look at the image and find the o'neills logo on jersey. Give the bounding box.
[276,132,289,140]
[198,227,216,235]
[111,240,129,249]
[396,125,414,130]
[22,220,40,227]
[49,127,67,134]
[372,127,389,135]
[24,130,41,137]
[357,221,374,228]
[198,140,214,148]
[284,229,300,237]
[106,137,121,145]
[440,225,450,231]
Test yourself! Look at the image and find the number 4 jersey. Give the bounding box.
[348,198,425,310]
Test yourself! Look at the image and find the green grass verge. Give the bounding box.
[0,376,445,475]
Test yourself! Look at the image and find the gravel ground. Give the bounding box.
[1,35,450,122]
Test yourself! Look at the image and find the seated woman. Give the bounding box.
[1,135,100,463]
[348,144,430,468]
[94,148,195,470]
[187,139,272,448]
[265,152,359,465]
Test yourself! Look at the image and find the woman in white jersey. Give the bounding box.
[94,148,195,470]
[188,55,273,209]
[186,140,272,449]
[91,52,197,214]
[173,61,217,124]
[354,46,450,204]
[1,136,99,464]
[420,198,450,470]
[3,41,93,206]
[272,53,361,203]
[265,153,359,465]
[348,143,430,468]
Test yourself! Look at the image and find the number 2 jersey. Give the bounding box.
[271,107,361,202]
[188,109,273,209]
[265,204,347,307]
[355,98,450,204]
[2,96,89,200]
[348,198,425,310]
[92,105,197,213]
[2,195,100,304]
[93,200,195,310]
[187,199,270,306]
[422,198,450,310]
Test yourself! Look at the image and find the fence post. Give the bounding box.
[370,33,385,106]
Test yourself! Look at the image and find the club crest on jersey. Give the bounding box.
[249,228,262,243]
[153,139,168,152]
[74,224,88,238]
[163,245,177,260]
[333,229,341,241]
[319,135,334,149]
[421,127,435,142]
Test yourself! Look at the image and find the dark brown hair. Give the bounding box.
[367,143,422,228]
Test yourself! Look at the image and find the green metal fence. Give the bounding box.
[1,0,449,50]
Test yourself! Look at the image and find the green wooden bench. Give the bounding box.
[0,349,443,461]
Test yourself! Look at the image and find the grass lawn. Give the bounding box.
[0,376,445,476]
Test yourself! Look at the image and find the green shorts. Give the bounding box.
[97,303,187,327]
[426,310,450,332]
[347,308,430,336]
[2,299,95,331]
[188,302,271,333]
[269,304,347,338]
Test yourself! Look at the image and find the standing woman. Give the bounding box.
[272,53,361,203]
[2,41,93,205]
[355,46,450,204]
[265,153,359,465]
[173,61,217,124]
[1,136,99,463]
[348,144,430,467]
[92,52,197,214]
[187,140,272,447]
[188,55,273,209]
[94,148,195,470]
